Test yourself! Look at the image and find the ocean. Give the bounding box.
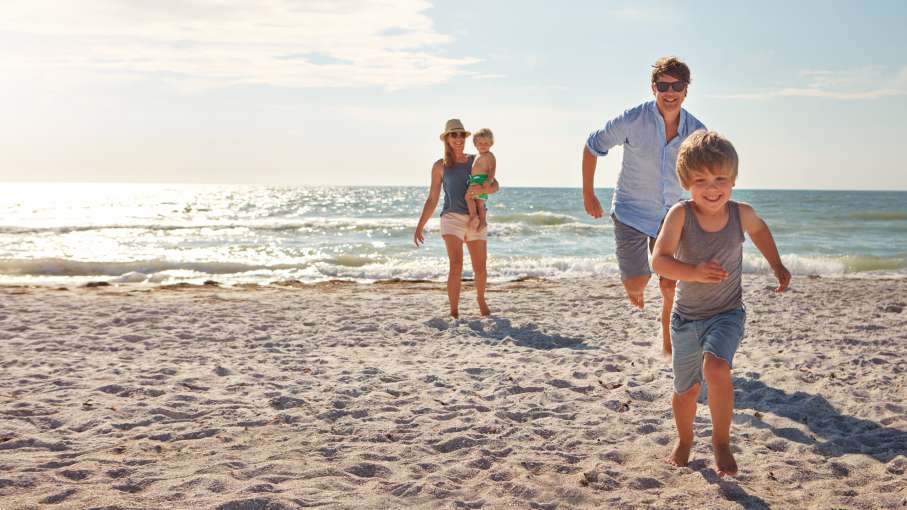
[1,183,905,286]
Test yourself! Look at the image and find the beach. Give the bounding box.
[1,275,905,509]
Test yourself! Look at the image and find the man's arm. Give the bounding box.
[582,146,603,218]
[739,203,790,292]
[652,204,729,283]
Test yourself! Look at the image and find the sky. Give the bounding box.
[2,0,906,190]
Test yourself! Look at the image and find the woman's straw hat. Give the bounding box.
[439,118,471,141]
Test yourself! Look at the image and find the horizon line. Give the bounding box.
[2,181,906,193]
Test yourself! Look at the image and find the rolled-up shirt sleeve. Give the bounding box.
[586,108,632,157]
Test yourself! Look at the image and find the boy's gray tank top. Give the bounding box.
[440,155,474,217]
[674,200,745,320]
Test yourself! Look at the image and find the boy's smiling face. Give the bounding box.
[651,73,687,116]
[688,168,734,215]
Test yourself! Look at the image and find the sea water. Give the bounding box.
[1,183,904,286]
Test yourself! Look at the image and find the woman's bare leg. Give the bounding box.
[465,240,490,316]
[443,235,464,318]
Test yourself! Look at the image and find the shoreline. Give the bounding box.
[1,275,905,508]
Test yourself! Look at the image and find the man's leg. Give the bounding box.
[613,215,652,309]
[623,274,650,309]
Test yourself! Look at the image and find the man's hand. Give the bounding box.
[583,192,604,218]
[413,226,425,247]
[692,260,728,283]
[773,264,791,292]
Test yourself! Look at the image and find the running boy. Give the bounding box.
[467,128,496,231]
[652,130,791,477]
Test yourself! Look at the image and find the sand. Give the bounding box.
[1,276,905,509]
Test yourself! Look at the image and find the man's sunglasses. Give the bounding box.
[655,81,687,93]
[448,132,467,139]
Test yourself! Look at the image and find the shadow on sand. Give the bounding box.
[734,377,907,463]
[468,316,593,351]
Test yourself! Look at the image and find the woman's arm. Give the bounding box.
[652,204,729,283]
[414,161,444,246]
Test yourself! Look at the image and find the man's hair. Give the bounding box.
[676,130,738,189]
[651,56,691,85]
[473,128,494,145]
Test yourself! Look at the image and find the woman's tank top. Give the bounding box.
[440,155,475,217]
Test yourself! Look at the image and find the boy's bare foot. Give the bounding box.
[713,443,738,477]
[467,215,480,231]
[478,300,491,316]
[665,440,692,467]
[478,220,487,231]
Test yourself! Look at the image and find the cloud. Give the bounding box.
[0,0,478,90]
[712,66,907,100]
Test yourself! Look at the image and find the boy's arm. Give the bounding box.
[652,204,730,283]
[485,153,496,182]
[738,203,790,292]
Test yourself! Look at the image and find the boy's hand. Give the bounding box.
[413,226,425,247]
[773,264,791,292]
[583,192,603,218]
[692,260,728,283]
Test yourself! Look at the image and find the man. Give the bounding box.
[582,56,706,353]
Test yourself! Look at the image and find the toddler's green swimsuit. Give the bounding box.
[468,174,489,200]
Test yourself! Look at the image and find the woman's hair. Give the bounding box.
[473,128,494,145]
[442,136,456,168]
[676,130,738,189]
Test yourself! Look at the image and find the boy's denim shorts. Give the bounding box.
[670,308,746,394]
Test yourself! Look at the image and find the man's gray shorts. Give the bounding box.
[612,213,657,279]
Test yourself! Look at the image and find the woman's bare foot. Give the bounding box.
[478,300,490,316]
[665,440,692,467]
[713,442,738,477]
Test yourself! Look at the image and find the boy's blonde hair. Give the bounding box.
[473,128,494,145]
[676,130,738,189]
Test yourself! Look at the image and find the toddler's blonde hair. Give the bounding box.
[473,128,494,145]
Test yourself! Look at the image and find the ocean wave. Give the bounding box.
[492,212,580,226]
[1,252,904,286]
[848,212,907,221]
[0,217,419,235]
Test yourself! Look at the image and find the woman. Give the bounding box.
[414,119,499,318]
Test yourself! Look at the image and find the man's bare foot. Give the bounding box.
[478,300,490,316]
[627,291,644,309]
[665,440,692,467]
[450,309,459,319]
[713,443,738,477]
[661,338,672,360]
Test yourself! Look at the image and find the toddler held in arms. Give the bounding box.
[467,128,496,231]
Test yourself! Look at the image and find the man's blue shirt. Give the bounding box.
[586,101,706,238]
